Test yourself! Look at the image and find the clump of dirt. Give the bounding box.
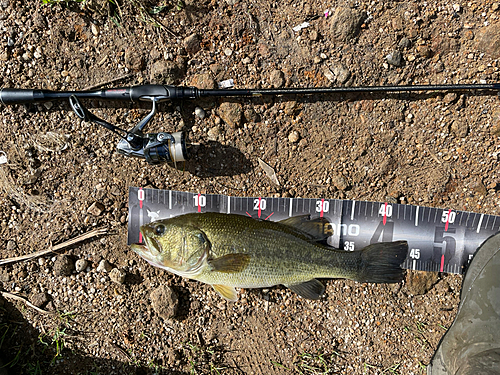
[0,0,499,374]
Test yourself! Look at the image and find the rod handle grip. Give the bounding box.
[0,88,45,104]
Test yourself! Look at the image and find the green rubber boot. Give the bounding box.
[427,232,500,374]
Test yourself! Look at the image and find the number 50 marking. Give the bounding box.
[441,210,456,224]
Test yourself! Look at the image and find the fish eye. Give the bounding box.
[154,224,166,236]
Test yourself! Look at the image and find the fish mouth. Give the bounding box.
[131,237,162,260]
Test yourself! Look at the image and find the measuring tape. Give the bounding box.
[127,188,500,275]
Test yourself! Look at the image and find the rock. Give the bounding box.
[331,63,351,84]
[269,69,285,88]
[284,101,299,116]
[323,67,335,83]
[433,61,445,73]
[150,285,178,320]
[0,269,9,282]
[443,93,457,104]
[431,37,459,56]
[150,60,185,85]
[329,7,366,42]
[109,268,126,284]
[6,240,16,250]
[207,126,222,141]
[91,24,99,36]
[398,37,411,49]
[406,270,439,295]
[288,131,300,143]
[124,47,144,72]
[75,259,88,273]
[53,255,74,276]
[87,201,105,216]
[31,292,50,308]
[244,107,259,123]
[97,259,112,273]
[386,50,403,67]
[476,22,500,59]
[188,72,216,90]
[194,107,206,119]
[332,175,349,191]
[472,178,488,196]
[218,102,242,128]
[184,33,201,55]
[0,49,9,61]
[416,45,432,58]
[451,120,469,138]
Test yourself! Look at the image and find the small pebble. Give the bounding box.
[398,37,411,49]
[75,259,88,273]
[109,268,126,284]
[288,131,300,143]
[6,240,16,250]
[386,50,403,67]
[53,255,75,276]
[87,201,105,216]
[150,285,178,320]
[97,259,112,273]
[194,107,206,119]
[31,292,50,308]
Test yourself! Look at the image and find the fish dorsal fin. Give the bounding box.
[208,254,251,273]
[278,215,332,241]
[285,279,325,300]
[212,284,238,301]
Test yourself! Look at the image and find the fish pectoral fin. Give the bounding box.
[285,279,325,300]
[208,254,250,273]
[212,284,238,301]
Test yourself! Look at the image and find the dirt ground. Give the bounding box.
[0,0,499,374]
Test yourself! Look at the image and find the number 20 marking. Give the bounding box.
[253,198,266,210]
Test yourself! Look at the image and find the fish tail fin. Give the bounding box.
[356,241,408,283]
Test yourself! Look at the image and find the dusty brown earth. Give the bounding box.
[0,0,500,374]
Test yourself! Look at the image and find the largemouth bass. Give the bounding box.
[131,212,408,301]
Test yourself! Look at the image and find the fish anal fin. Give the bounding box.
[212,284,238,301]
[209,253,250,273]
[278,216,332,241]
[285,279,325,300]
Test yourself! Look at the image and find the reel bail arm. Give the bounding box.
[69,95,188,165]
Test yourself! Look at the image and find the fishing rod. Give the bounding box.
[1,82,499,165]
